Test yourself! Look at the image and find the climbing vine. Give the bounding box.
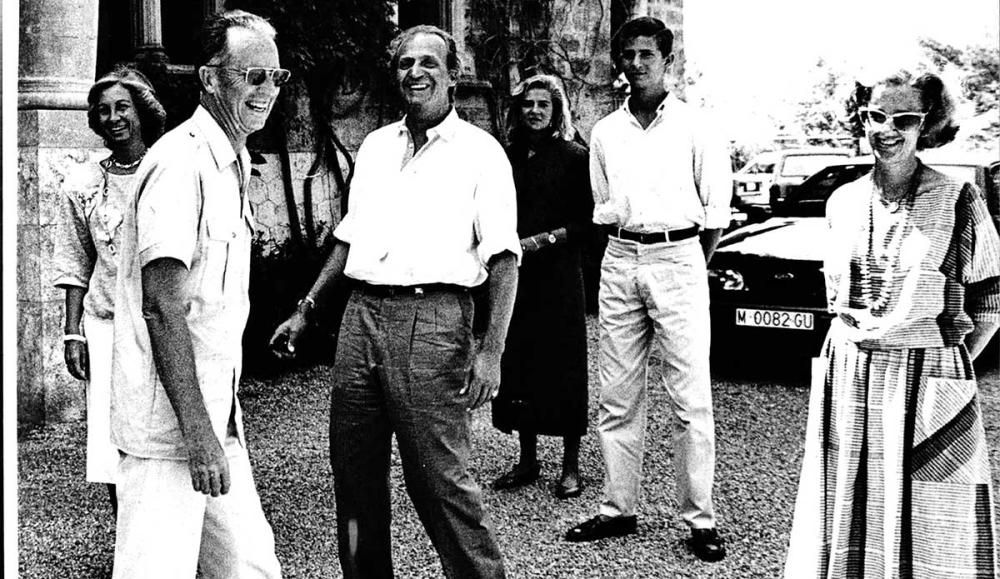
[227,0,397,252]
[467,0,611,141]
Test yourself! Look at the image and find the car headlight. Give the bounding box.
[708,268,746,291]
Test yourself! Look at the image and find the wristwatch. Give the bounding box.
[547,233,557,244]
[297,295,316,316]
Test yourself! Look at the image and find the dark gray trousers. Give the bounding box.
[329,288,506,579]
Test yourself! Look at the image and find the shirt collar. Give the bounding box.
[621,92,677,124]
[398,107,461,143]
[191,105,245,172]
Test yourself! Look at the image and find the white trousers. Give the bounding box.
[596,237,717,529]
[81,313,120,483]
[113,441,282,579]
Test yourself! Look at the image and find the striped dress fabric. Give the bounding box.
[785,165,1000,578]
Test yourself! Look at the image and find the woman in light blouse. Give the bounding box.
[54,65,166,517]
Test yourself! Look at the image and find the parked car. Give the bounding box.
[710,154,1000,360]
[732,148,852,221]
[770,159,874,216]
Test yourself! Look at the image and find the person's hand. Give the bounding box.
[461,347,502,410]
[186,428,230,496]
[269,312,308,360]
[64,341,89,380]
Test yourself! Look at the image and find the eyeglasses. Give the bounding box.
[858,107,926,131]
[206,66,292,87]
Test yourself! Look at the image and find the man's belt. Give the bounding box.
[356,281,470,297]
[604,225,700,244]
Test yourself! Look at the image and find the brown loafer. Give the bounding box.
[564,514,637,542]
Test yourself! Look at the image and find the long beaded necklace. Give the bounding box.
[857,167,920,314]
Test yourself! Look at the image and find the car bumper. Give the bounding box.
[710,302,833,357]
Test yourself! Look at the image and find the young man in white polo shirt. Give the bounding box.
[563,16,732,563]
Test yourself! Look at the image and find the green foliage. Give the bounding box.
[226,0,397,96]
[958,45,998,115]
[918,38,999,150]
[795,59,855,146]
[466,0,609,141]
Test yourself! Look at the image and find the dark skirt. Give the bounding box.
[492,245,589,437]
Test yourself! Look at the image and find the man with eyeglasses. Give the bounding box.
[562,16,731,563]
[110,9,285,577]
[270,25,519,579]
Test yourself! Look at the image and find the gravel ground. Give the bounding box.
[17,318,1000,578]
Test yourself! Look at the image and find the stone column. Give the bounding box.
[19,0,99,109]
[18,0,103,424]
[132,0,168,64]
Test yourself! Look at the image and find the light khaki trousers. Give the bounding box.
[596,236,717,529]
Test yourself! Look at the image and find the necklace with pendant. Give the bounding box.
[109,153,145,171]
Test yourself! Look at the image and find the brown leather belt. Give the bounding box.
[604,225,700,244]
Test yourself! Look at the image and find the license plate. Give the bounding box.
[735,308,814,330]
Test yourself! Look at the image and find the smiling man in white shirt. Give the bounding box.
[563,16,732,563]
[270,25,519,579]
[111,10,285,578]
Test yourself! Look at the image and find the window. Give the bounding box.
[96,0,134,76]
[397,0,451,31]
[746,163,774,175]
[162,0,205,65]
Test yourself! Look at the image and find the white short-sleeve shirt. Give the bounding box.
[112,106,254,460]
[334,109,522,287]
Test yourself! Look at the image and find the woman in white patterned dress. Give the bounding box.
[785,70,1000,577]
[53,65,166,517]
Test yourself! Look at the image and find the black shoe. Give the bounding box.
[564,515,637,542]
[553,482,583,500]
[553,473,583,499]
[688,528,726,562]
[492,463,540,490]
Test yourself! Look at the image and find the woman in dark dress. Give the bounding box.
[492,74,593,499]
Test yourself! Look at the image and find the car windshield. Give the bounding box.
[782,164,872,217]
[781,155,849,177]
[779,162,990,218]
[740,161,775,175]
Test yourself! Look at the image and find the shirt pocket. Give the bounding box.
[198,215,235,306]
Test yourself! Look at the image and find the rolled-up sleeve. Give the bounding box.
[53,190,97,289]
[473,141,522,265]
[135,159,201,269]
[332,140,372,246]
[693,122,733,230]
